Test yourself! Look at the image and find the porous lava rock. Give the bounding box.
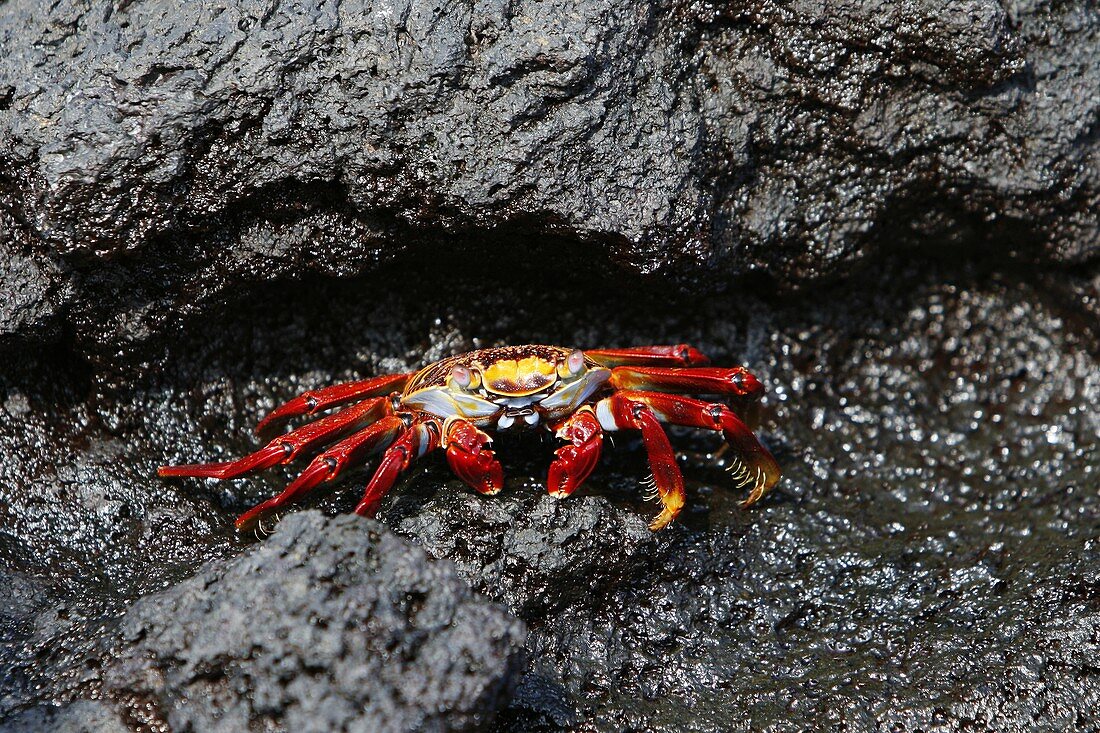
[1,0,1097,357]
[0,255,1096,732]
[0,0,1097,730]
[0,701,130,733]
[100,511,526,733]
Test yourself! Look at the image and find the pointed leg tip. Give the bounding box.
[158,464,207,478]
[354,500,380,518]
[647,503,680,531]
[234,516,256,533]
[253,420,278,438]
[648,514,673,531]
[235,493,288,533]
[234,507,267,533]
[738,467,781,509]
[158,460,245,479]
[739,485,772,509]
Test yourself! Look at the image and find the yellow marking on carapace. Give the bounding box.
[481,356,558,396]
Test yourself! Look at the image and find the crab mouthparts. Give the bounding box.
[497,406,540,430]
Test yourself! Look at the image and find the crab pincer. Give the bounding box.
[443,418,504,495]
[547,408,603,499]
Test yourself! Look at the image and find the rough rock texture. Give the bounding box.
[1,0,1098,731]
[2,255,1095,731]
[388,485,655,619]
[376,263,1100,731]
[0,0,1097,357]
[0,701,129,733]
[100,511,526,732]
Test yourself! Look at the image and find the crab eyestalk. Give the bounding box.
[447,365,482,391]
[557,349,586,379]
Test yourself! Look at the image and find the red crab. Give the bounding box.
[160,344,781,531]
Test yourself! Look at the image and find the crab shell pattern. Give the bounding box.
[160,344,781,532]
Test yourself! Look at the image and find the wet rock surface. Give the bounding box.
[1,0,1098,357]
[378,262,1100,732]
[0,252,1096,731]
[1,0,1099,730]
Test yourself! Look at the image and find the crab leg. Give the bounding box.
[586,344,710,368]
[594,393,686,531]
[608,366,765,403]
[234,414,408,532]
[547,407,603,498]
[354,421,441,517]
[443,418,504,495]
[607,390,780,507]
[159,397,392,480]
[255,373,413,436]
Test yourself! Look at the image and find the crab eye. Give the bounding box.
[566,349,585,375]
[450,366,472,389]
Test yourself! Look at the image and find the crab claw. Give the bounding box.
[547,408,603,498]
[712,407,781,506]
[444,418,504,495]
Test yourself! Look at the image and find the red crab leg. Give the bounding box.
[586,344,710,368]
[595,393,685,531]
[444,418,504,495]
[608,366,764,402]
[608,390,781,507]
[354,421,441,518]
[158,397,391,480]
[234,414,408,532]
[255,373,413,436]
[547,407,603,498]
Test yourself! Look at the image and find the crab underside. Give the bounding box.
[160,344,781,531]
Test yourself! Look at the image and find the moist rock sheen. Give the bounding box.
[0,0,1097,353]
[0,260,1096,731]
[101,511,526,733]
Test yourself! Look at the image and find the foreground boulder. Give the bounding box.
[102,512,527,732]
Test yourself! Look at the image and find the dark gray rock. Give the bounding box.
[0,350,232,717]
[362,262,1098,732]
[0,235,67,339]
[0,254,1096,732]
[0,0,1096,354]
[386,488,654,619]
[101,511,526,732]
[0,2,1096,726]
[0,701,129,733]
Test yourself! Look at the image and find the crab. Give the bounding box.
[160,344,781,531]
